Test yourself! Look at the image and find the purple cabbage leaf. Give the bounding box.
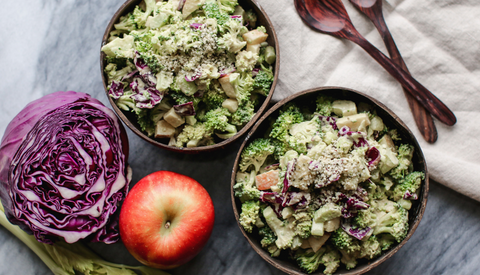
[0,91,131,244]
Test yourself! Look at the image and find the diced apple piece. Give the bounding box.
[311,221,324,236]
[379,146,399,174]
[242,29,268,45]
[379,134,395,152]
[163,107,185,128]
[168,136,176,146]
[336,113,370,131]
[255,169,279,190]
[246,43,261,55]
[185,115,197,126]
[182,0,205,19]
[218,73,238,98]
[324,217,341,232]
[222,98,239,113]
[332,100,357,117]
[307,233,331,252]
[369,116,384,132]
[281,207,294,219]
[155,120,176,138]
[300,238,311,249]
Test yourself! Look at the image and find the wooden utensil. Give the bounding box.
[294,0,456,126]
[349,0,437,143]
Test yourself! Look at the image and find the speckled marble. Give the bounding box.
[1,1,480,275]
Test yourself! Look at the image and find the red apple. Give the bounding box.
[119,170,215,269]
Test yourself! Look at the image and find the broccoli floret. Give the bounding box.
[104,62,134,83]
[269,103,304,142]
[365,181,388,202]
[263,206,296,250]
[175,123,214,148]
[359,235,382,259]
[271,138,287,161]
[233,170,260,202]
[204,107,237,139]
[131,0,156,27]
[372,200,409,242]
[114,13,138,31]
[231,72,254,105]
[217,18,248,52]
[217,0,238,14]
[168,90,194,105]
[286,117,321,154]
[133,32,164,74]
[253,68,274,96]
[314,203,342,223]
[202,87,228,110]
[315,95,334,116]
[239,138,275,172]
[338,249,358,270]
[116,92,142,115]
[294,248,327,274]
[377,234,396,251]
[256,25,267,33]
[390,171,424,201]
[101,35,136,59]
[239,200,260,233]
[353,208,377,229]
[235,50,258,72]
[292,210,313,239]
[136,109,156,137]
[203,2,230,25]
[321,246,341,275]
[230,100,255,126]
[245,9,257,28]
[259,224,276,248]
[330,228,361,254]
[389,144,415,180]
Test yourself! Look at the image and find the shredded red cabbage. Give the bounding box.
[341,219,371,240]
[173,101,196,116]
[130,76,164,109]
[108,80,124,99]
[366,146,381,167]
[185,72,201,82]
[189,23,204,29]
[403,190,418,200]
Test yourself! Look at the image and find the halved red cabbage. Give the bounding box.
[0,91,131,244]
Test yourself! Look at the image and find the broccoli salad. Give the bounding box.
[234,95,425,274]
[102,0,276,148]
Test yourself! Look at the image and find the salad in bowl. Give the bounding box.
[231,87,428,274]
[101,0,278,152]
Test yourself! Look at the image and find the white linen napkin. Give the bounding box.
[256,0,480,200]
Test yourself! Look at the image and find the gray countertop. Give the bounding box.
[1,1,480,275]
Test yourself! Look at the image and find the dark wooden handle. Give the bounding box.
[350,0,438,143]
[353,36,456,126]
[297,0,456,126]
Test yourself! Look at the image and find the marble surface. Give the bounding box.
[1,1,480,275]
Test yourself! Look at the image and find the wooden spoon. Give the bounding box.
[349,0,437,142]
[294,0,456,126]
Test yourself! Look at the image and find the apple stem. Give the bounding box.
[165,221,171,229]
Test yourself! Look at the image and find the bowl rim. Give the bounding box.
[100,0,280,153]
[230,86,429,275]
